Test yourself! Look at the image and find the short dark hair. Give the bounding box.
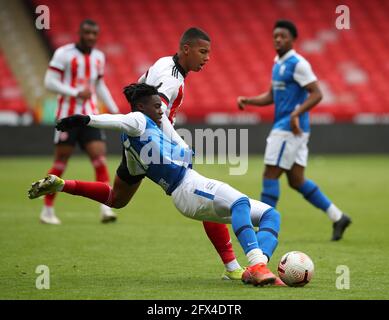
[179,27,210,47]
[274,20,298,39]
[79,19,98,30]
[123,83,160,110]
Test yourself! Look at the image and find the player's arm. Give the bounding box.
[44,48,90,99]
[95,78,119,114]
[290,59,323,135]
[237,87,273,110]
[160,113,189,149]
[291,81,322,116]
[56,113,146,137]
[44,69,90,99]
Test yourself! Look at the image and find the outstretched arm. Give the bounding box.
[56,113,146,137]
[237,87,274,110]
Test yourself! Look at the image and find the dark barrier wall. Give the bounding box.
[0,124,388,155]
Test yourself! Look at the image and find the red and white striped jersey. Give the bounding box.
[48,43,105,119]
[138,54,186,124]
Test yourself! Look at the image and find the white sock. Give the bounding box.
[42,205,55,216]
[225,259,241,272]
[326,203,343,222]
[247,248,268,266]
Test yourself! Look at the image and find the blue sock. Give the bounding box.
[231,197,259,254]
[261,178,280,208]
[298,179,331,211]
[256,208,280,260]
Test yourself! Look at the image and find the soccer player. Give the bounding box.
[41,19,119,224]
[135,28,244,280]
[237,20,351,241]
[28,83,284,287]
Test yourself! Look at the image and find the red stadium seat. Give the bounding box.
[29,0,388,122]
[0,50,29,115]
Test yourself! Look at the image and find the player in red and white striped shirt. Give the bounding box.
[135,28,244,280]
[40,19,118,225]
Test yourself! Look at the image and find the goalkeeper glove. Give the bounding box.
[56,115,91,131]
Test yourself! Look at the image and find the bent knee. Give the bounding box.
[288,179,302,190]
[262,208,281,231]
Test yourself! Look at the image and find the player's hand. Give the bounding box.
[56,115,91,131]
[237,96,247,110]
[77,88,92,100]
[290,114,303,136]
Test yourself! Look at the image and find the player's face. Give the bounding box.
[186,39,211,72]
[139,95,164,126]
[273,28,294,56]
[79,24,99,49]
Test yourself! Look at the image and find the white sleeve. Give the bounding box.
[88,112,146,136]
[293,59,317,87]
[95,78,119,113]
[157,79,179,109]
[49,48,66,71]
[44,69,79,97]
[160,113,189,149]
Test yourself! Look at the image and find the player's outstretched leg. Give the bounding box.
[29,175,117,208]
[29,175,65,199]
[255,207,285,286]
[247,199,286,286]
[231,197,276,286]
[90,155,117,223]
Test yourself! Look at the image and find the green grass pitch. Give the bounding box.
[0,155,388,300]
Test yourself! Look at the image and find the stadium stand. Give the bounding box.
[0,49,30,125]
[20,0,389,123]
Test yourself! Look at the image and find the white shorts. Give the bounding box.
[171,169,272,226]
[264,129,310,170]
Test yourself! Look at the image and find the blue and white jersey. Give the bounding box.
[271,49,317,133]
[89,112,192,195]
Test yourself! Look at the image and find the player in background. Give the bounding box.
[28,83,285,287]
[237,20,351,241]
[41,19,118,224]
[137,28,244,280]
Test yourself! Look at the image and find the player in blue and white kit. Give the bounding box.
[237,20,351,241]
[138,28,244,281]
[28,83,285,287]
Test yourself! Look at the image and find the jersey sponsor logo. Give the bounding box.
[272,80,286,90]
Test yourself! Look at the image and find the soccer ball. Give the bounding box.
[277,251,314,287]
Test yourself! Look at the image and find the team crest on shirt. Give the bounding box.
[279,64,286,76]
